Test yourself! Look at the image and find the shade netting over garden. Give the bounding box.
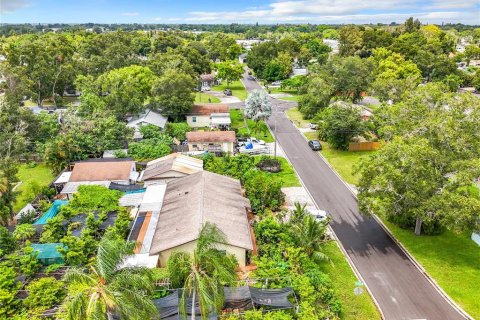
[154,286,296,319]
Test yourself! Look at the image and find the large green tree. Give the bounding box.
[298,76,333,118]
[316,101,368,150]
[370,48,422,103]
[151,70,196,121]
[358,84,480,235]
[95,65,155,117]
[215,60,244,88]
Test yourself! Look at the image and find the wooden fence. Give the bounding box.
[348,142,381,151]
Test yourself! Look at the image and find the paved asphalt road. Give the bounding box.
[240,72,465,320]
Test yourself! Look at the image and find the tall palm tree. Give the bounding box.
[167,222,238,320]
[62,236,158,320]
[290,214,330,263]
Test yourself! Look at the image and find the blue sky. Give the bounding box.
[1,0,479,24]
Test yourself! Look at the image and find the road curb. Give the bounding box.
[266,113,385,320]
[287,113,472,320]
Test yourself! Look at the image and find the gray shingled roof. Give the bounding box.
[150,171,253,254]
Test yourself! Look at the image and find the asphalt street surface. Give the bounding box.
[240,72,466,320]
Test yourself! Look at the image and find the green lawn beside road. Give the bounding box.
[211,80,248,100]
[286,107,480,319]
[230,109,274,143]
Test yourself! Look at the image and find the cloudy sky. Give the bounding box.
[1,0,479,24]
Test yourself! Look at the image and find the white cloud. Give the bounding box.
[425,0,479,9]
[186,10,478,24]
[121,12,140,16]
[1,0,31,14]
[152,17,162,21]
[185,0,479,24]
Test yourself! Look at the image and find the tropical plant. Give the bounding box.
[62,236,157,320]
[23,277,65,310]
[0,226,15,257]
[290,214,330,263]
[167,223,238,319]
[13,224,35,244]
[244,90,272,122]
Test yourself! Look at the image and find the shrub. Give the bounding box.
[0,226,15,257]
[18,242,41,277]
[244,171,285,213]
[23,277,65,309]
[165,122,190,141]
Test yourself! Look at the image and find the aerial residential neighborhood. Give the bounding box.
[0,1,479,320]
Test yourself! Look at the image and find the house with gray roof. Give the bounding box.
[148,171,254,267]
[127,109,168,140]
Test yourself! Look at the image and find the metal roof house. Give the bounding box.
[139,153,203,185]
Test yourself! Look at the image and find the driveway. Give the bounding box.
[240,72,466,319]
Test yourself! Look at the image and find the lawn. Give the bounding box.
[253,156,300,187]
[211,80,248,101]
[268,87,300,102]
[320,241,382,320]
[382,221,480,319]
[23,97,79,107]
[285,109,377,186]
[319,143,377,186]
[194,92,220,103]
[285,107,311,128]
[13,163,54,212]
[230,109,274,143]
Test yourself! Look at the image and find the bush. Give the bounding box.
[128,137,172,161]
[244,171,285,214]
[0,226,15,257]
[165,122,190,141]
[18,242,41,277]
[23,277,65,309]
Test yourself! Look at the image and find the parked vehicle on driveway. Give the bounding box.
[308,140,322,151]
[312,209,328,222]
[224,89,232,96]
[247,75,255,80]
[270,81,282,86]
[201,85,211,91]
[308,122,319,130]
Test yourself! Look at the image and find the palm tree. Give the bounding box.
[290,214,330,263]
[62,236,157,320]
[167,222,238,320]
[289,202,308,225]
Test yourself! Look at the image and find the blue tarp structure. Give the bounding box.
[34,200,68,225]
[31,243,66,265]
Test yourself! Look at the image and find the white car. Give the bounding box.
[201,85,211,91]
[270,81,282,86]
[311,209,328,222]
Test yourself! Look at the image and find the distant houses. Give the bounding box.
[186,104,230,129]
